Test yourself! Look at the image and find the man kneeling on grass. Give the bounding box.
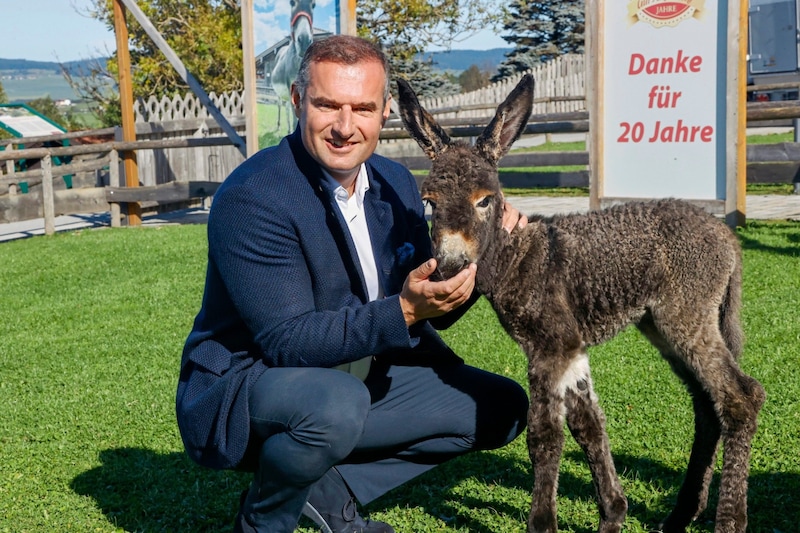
[176,35,529,533]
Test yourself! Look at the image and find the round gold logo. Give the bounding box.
[627,0,705,27]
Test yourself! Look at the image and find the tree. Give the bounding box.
[70,0,242,125]
[87,0,242,97]
[386,50,461,98]
[493,0,584,81]
[26,97,68,128]
[0,81,10,141]
[60,58,122,128]
[458,64,492,92]
[356,0,503,97]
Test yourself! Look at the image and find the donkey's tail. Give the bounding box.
[720,250,745,359]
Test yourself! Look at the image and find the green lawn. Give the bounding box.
[0,221,798,532]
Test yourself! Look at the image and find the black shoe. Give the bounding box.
[304,469,395,533]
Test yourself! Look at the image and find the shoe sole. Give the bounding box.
[302,501,334,533]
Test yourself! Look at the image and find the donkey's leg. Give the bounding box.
[649,317,764,533]
[638,319,721,532]
[706,357,764,533]
[563,352,627,533]
[660,379,721,532]
[527,359,569,533]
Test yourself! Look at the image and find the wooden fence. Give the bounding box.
[415,55,585,119]
[2,53,800,234]
[133,91,246,186]
[0,135,233,231]
[2,105,798,235]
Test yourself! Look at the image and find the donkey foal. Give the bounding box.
[396,74,765,533]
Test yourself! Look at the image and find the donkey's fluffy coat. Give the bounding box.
[396,74,765,533]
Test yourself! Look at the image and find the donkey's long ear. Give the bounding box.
[396,78,451,160]
[475,74,534,165]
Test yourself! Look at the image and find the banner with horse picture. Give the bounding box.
[251,0,345,148]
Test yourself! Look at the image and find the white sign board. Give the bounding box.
[591,0,743,211]
[0,106,66,137]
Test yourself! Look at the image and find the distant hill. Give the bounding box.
[2,51,506,75]
[0,58,107,74]
[418,48,512,73]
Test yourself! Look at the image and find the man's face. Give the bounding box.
[292,60,391,184]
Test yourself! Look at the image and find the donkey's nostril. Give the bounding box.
[435,255,469,281]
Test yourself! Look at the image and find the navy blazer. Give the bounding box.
[176,130,469,470]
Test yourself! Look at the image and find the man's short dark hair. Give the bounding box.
[294,35,391,103]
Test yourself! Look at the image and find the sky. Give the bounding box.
[0,0,508,63]
[0,1,117,62]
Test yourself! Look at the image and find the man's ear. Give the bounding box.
[290,84,302,118]
[382,96,392,126]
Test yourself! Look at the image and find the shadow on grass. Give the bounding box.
[738,221,800,257]
[71,447,798,533]
[71,447,249,532]
[391,449,800,533]
[565,450,799,533]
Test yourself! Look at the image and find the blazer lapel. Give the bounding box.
[290,131,370,301]
[313,177,370,303]
[364,167,396,296]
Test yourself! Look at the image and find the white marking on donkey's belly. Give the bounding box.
[557,352,594,401]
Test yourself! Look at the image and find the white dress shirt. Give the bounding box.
[324,164,381,379]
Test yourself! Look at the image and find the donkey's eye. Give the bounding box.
[423,199,437,210]
[475,196,492,209]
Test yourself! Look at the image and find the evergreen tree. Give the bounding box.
[493,0,584,81]
[356,0,500,98]
[392,49,461,98]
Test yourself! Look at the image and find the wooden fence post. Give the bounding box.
[114,0,143,226]
[4,144,15,177]
[109,149,121,228]
[41,155,55,236]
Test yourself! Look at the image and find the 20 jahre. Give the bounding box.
[649,119,713,142]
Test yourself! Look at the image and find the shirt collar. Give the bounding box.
[322,164,369,206]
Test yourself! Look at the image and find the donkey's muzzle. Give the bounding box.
[433,253,470,281]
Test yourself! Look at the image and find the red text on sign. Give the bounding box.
[617,120,713,143]
[648,85,682,108]
[628,50,703,75]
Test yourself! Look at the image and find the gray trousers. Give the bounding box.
[239,356,528,531]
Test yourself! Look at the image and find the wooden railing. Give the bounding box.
[0,135,230,233]
[2,98,800,235]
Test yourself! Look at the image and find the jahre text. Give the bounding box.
[618,120,713,143]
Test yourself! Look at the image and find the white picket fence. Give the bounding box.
[134,91,246,122]
[132,91,247,187]
[417,54,586,120]
[125,55,586,185]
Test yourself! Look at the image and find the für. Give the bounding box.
[647,85,682,109]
